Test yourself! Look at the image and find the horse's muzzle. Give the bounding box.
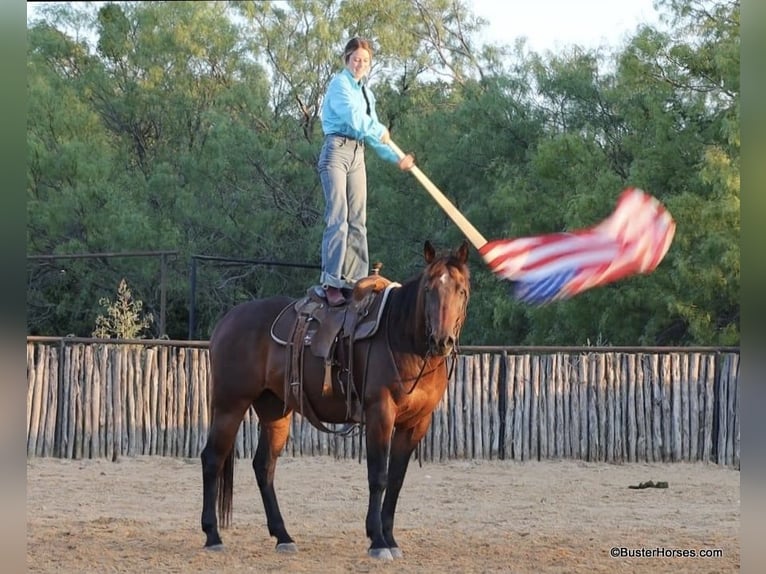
[429,335,455,357]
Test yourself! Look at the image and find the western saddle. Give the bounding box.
[270,266,399,429]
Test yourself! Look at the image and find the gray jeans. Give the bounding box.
[317,135,368,289]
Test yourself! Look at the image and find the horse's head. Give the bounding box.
[420,240,471,356]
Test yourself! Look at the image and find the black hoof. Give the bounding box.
[205,543,224,552]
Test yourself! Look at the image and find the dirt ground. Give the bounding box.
[27,455,739,573]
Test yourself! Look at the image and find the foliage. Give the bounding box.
[26,1,739,346]
[92,278,154,339]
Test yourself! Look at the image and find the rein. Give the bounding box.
[401,348,459,395]
[401,352,439,395]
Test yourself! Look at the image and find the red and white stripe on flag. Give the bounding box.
[478,188,676,303]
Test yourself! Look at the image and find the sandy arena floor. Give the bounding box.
[27,455,739,573]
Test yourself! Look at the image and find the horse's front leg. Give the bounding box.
[252,410,297,553]
[380,416,431,559]
[364,402,396,560]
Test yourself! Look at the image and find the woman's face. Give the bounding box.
[345,48,371,80]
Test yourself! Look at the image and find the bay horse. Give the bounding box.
[200,240,470,560]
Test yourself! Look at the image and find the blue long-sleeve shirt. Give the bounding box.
[320,68,399,164]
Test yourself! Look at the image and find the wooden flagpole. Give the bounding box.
[388,140,487,250]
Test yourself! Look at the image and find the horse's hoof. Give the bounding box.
[368,548,394,561]
[389,547,403,559]
[276,542,298,554]
[205,543,224,552]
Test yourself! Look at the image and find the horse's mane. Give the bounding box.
[387,273,420,322]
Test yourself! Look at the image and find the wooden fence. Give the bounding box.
[25,340,740,467]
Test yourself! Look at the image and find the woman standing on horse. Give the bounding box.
[317,37,415,307]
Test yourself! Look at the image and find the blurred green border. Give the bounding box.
[2,1,27,571]
[740,0,764,571]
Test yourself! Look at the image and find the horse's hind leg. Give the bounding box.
[200,405,250,549]
[252,391,297,553]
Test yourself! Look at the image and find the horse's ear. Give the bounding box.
[424,240,436,264]
[456,240,469,264]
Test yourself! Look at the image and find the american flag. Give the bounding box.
[478,188,676,304]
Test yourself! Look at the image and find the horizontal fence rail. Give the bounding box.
[25,340,740,467]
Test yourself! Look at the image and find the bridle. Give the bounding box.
[423,283,469,350]
[393,266,469,395]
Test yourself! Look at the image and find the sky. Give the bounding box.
[468,0,663,53]
[27,1,665,55]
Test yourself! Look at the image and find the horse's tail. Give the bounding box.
[217,448,235,529]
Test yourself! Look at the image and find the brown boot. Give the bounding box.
[324,286,346,307]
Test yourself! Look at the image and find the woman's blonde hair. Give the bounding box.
[343,37,374,63]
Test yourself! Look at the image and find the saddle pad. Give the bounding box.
[352,282,400,339]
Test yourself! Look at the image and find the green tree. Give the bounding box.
[26,1,738,346]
